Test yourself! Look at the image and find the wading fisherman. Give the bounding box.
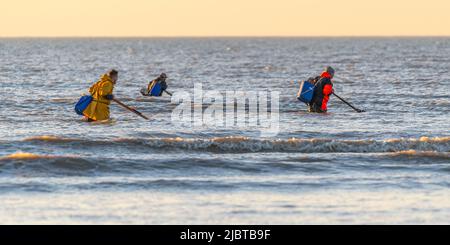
[309,66,335,113]
[83,69,118,121]
[140,73,169,97]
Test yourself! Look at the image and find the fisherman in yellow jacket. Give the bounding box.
[83,70,118,121]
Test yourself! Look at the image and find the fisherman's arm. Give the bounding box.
[323,84,333,96]
[161,81,168,91]
[99,83,114,100]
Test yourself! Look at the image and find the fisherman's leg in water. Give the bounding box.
[308,104,327,113]
[82,116,96,122]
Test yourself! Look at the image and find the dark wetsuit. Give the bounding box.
[309,72,334,113]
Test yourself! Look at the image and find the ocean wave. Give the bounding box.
[0,149,448,178]
[0,152,45,160]
[0,152,273,176]
[20,135,450,153]
[387,150,450,160]
[0,152,100,173]
[23,136,80,143]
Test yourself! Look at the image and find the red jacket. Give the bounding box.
[320,72,334,111]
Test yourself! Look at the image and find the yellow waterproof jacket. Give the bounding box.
[83,74,115,121]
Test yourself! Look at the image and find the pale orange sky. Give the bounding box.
[1,0,449,37]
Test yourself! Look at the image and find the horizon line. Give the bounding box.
[1,35,449,39]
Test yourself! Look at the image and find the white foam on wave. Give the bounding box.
[114,136,450,153]
[20,135,450,153]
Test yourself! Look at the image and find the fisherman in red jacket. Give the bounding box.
[309,66,335,113]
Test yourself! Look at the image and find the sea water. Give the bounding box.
[0,38,449,224]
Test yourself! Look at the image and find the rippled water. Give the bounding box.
[0,38,449,224]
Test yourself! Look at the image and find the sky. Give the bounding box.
[0,0,449,37]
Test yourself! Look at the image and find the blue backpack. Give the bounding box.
[141,81,163,97]
[297,81,315,104]
[149,82,163,96]
[75,95,93,116]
